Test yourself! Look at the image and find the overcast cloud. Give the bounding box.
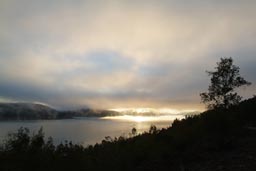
[0,0,255,110]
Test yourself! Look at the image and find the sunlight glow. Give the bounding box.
[108,108,198,114]
[102,115,185,123]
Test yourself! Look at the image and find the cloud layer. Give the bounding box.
[0,0,255,110]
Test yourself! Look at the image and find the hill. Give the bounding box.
[0,103,196,120]
[57,108,120,118]
[0,103,58,120]
[0,97,255,171]
[0,103,120,120]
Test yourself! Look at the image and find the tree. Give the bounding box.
[200,57,251,109]
[149,125,157,134]
[131,128,137,136]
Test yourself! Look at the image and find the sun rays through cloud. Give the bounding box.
[0,0,255,110]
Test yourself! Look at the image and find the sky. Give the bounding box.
[0,0,255,110]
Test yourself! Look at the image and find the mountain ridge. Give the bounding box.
[0,102,199,120]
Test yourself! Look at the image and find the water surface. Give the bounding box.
[0,115,184,146]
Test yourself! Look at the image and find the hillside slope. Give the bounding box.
[0,103,120,120]
[0,103,58,120]
[0,97,255,171]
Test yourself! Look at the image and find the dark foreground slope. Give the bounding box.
[0,97,255,171]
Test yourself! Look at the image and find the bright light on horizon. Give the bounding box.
[108,107,200,115]
[102,115,185,123]
[0,1,255,110]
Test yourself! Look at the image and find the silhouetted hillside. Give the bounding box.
[0,103,120,120]
[0,103,58,120]
[57,108,120,119]
[0,103,196,120]
[0,97,255,171]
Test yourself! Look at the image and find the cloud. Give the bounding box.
[0,0,255,110]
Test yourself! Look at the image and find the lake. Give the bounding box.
[0,115,184,146]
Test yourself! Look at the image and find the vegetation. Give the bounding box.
[0,103,120,120]
[0,57,254,170]
[0,97,256,171]
[200,57,251,109]
[0,103,198,120]
[0,103,58,120]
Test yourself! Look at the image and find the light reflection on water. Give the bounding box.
[0,115,184,146]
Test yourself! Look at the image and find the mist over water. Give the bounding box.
[0,115,184,146]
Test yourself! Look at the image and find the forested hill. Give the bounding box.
[0,96,255,171]
[0,103,120,120]
[0,103,196,120]
[0,103,58,120]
